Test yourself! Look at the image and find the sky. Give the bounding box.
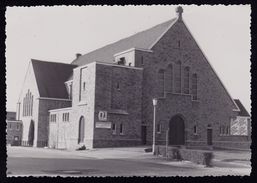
[5,5,251,113]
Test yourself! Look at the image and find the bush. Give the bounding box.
[203,152,214,167]
[155,145,213,166]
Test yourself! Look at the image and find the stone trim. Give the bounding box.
[95,62,144,70]
[37,97,71,101]
[113,47,153,57]
[148,18,178,49]
[182,20,240,112]
[49,107,72,112]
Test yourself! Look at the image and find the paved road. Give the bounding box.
[7,146,251,177]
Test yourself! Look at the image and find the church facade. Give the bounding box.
[16,7,251,150]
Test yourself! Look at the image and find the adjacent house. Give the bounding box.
[6,111,23,146]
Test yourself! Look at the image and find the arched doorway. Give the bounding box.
[78,116,85,144]
[28,120,35,146]
[169,115,185,145]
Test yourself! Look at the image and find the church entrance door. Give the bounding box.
[169,115,185,145]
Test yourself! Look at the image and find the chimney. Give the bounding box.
[176,6,183,21]
[76,53,82,59]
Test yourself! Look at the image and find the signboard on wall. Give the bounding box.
[95,122,111,129]
[230,117,248,136]
[98,111,107,121]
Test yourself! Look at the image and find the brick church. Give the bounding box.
[16,7,251,150]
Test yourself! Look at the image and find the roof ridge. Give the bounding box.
[71,18,176,65]
[31,59,77,66]
[99,18,175,50]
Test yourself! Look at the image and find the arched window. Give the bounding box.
[165,64,173,92]
[158,69,165,97]
[23,90,33,117]
[25,93,28,116]
[23,98,25,116]
[31,96,33,116]
[28,92,31,116]
[192,73,198,100]
[78,116,85,144]
[183,67,190,94]
[174,61,182,93]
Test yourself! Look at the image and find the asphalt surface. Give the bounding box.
[7,146,251,177]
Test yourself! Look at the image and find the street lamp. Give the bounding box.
[152,98,158,155]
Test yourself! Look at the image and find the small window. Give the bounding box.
[112,123,116,135]
[116,82,120,90]
[50,114,56,122]
[157,124,161,134]
[83,82,86,91]
[220,125,227,136]
[222,125,225,135]
[141,56,144,65]
[193,125,197,135]
[67,113,69,122]
[178,40,181,48]
[16,124,20,131]
[226,125,230,136]
[120,123,124,135]
[9,123,12,130]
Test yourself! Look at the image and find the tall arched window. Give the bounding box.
[31,96,33,116]
[174,61,182,93]
[183,67,190,94]
[23,90,33,117]
[158,69,165,97]
[23,98,25,116]
[78,116,85,144]
[165,64,173,92]
[28,92,31,116]
[192,73,198,100]
[25,93,28,116]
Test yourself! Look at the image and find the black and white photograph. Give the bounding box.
[5,5,251,177]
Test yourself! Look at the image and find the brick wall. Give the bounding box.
[93,63,143,147]
[68,63,96,149]
[135,20,249,148]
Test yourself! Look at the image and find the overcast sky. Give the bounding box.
[6,5,251,113]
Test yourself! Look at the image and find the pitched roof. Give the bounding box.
[31,59,77,99]
[234,99,250,117]
[71,18,177,66]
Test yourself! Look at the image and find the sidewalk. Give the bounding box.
[7,146,251,176]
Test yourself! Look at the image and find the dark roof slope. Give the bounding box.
[72,18,177,66]
[31,59,77,99]
[234,99,250,117]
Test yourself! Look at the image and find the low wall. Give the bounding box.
[155,145,213,166]
[213,141,251,150]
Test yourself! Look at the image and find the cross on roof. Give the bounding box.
[176,6,183,20]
